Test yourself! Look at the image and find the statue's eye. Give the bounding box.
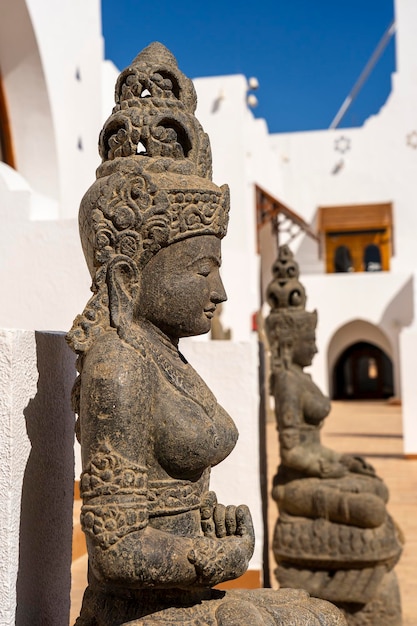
[197,264,212,277]
[189,257,219,276]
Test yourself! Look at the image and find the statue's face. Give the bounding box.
[135,235,227,339]
[292,330,317,368]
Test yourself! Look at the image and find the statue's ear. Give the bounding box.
[107,256,139,329]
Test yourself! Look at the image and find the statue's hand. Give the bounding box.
[200,492,254,544]
[341,454,376,476]
[187,537,228,585]
[213,503,255,546]
[193,495,255,585]
[318,458,347,479]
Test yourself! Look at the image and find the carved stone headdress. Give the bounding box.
[265,245,317,367]
[68,43,229,353]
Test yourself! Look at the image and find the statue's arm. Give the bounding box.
[273,369,302,431]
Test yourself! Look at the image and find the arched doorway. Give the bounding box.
[333,341,394,400]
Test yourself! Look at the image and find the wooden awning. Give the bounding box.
[318,203,393,233]
[255,185,318,252]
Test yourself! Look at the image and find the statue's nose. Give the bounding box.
[211,273,227,304]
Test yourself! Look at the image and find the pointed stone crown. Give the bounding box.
[265,246,317,347]
[266,245,306,311]
[79,42,229,277]
[99,42,210,177]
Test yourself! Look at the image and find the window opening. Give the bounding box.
[334,245,354,272]
[318,204,393,273]
[364,244,382,271]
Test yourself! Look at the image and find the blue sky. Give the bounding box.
[102,0,395,134]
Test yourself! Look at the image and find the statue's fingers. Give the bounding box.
[235,505,255,540]
[187,549,197,564]
[225,505,237,535]
[213,504,227,538]
[201,491,217,520]
[201,519,216,538]
[207,491,218,506]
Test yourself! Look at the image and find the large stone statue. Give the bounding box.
[265,245,403,625]
[67,43,346,625]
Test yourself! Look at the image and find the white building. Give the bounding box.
[0,0,109,332]
[196,0,417,457]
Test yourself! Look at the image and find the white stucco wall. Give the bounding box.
[0,330,76,625]
[24,0,104,218]
[0,0,114,332]
[0,163,91,332]
[195,76,276,342]
[0,331,35,625]
[0,0,106,220]
[303,272,413,396]
[400,327,417,455]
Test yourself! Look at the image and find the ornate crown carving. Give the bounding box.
[99,42,208,176]
[265,245,317,351]
[79,42,230,277]
[266,245,306,311]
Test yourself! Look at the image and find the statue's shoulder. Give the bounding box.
[274,365,301,386]
[84,329,150,377]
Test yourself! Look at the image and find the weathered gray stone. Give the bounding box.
[266,245,403,625]
[67,43,346,625]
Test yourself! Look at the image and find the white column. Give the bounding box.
[400,326,417,455]
[0,330,76,625]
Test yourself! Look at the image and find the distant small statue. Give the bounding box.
[265,245,403,625]
[67,44,346,625]
[210,304,232,340]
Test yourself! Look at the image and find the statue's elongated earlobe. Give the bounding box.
[107,255,139,330]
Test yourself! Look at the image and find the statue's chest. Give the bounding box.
[151,360,238,480]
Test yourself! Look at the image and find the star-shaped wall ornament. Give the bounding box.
[406,130,417,149]
[334,135,351,154]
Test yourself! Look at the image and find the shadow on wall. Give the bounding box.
[15,332,76,626]
[380,275,414,330]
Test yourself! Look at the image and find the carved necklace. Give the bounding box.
[120,319,217,418]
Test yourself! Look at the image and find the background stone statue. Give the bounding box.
[210,303,232,340]
[265,245,403,625]
[67,43,346,625]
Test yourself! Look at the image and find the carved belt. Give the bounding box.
[147,478,206,517]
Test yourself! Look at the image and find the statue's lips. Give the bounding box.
[204,309,215,319]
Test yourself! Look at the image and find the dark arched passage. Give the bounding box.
[333,341,394,400]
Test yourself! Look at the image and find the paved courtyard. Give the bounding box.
[71,400,417,625]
